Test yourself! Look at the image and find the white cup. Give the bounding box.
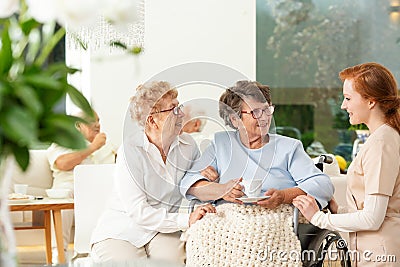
[14,184,28,195]
[241,179,263,197]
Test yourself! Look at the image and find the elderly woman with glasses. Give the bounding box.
[90,81,216,264]
[180,80,334,209]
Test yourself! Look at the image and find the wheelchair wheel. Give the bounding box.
[304,229,351,267]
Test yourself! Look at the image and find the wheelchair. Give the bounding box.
[295,216,351,267]
[188,155,351,267]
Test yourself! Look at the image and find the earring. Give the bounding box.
[368,101,375,109]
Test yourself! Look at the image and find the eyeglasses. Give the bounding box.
[151,104,184,116]
[241,105,275,119]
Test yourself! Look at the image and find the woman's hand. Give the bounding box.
[201,166,219,182]
[328,197,338,214]
[221,178,244,204]
[189,203,216,226]
[257,188,284,209]
[292,194,319,221]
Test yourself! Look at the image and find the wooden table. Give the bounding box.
[9,198,74,264]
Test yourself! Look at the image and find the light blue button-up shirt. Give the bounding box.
[180,131,334,208]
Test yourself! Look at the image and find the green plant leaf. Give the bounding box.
[0,24,13,75]
[67,32,87,50]
[14,85,43,117]
[0,81,11,110]
[0,107,38,146]
[110,41,128,50]
[41,114,87,149]
[11,144,30,171]
[66,66,80,75]
[38,90,65,112]
[36,26,65,66]
[43,130,86,150]
[66,85,94,118]
[131,46,142,55]
[23,74,64,90]
[20,18,40,35]
[348,123,369,130]
[45,63,80,83]
[47,62,75,76]
[0,135,3,160]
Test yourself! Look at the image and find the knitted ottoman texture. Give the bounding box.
[185,204,302,267]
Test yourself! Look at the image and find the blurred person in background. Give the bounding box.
[47,110,116,261]
[181,105,211,153]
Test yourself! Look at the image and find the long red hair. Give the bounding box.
[339,62,400,134]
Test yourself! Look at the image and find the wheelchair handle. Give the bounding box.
[318,154,333,164]
[316,155,333,172]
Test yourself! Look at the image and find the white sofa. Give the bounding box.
[9,150,53,196]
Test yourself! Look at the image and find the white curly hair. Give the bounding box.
[129,81,178,127]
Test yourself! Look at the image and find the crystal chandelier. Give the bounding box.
[66,0,145,52]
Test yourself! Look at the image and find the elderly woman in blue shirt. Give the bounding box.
[180,80,334,209]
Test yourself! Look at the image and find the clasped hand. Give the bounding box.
[221,178,245,204]
[219,179,285,208]
[256,188,285,209]
[199,168,286,208]
[189,203,216,226]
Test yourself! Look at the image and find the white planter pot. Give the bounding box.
[0,157,17,267]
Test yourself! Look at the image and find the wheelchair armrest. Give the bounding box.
[293,207,299,235]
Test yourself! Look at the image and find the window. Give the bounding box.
[257,0,400,162]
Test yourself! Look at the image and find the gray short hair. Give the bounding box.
[219,80,271,129]
[129,81,178,127]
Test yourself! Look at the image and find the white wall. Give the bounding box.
[68,0,256,147]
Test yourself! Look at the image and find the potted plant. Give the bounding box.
[0,3,94,266]
[0,1,140,265]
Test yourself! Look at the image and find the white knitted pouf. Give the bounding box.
[185,204,302,267]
